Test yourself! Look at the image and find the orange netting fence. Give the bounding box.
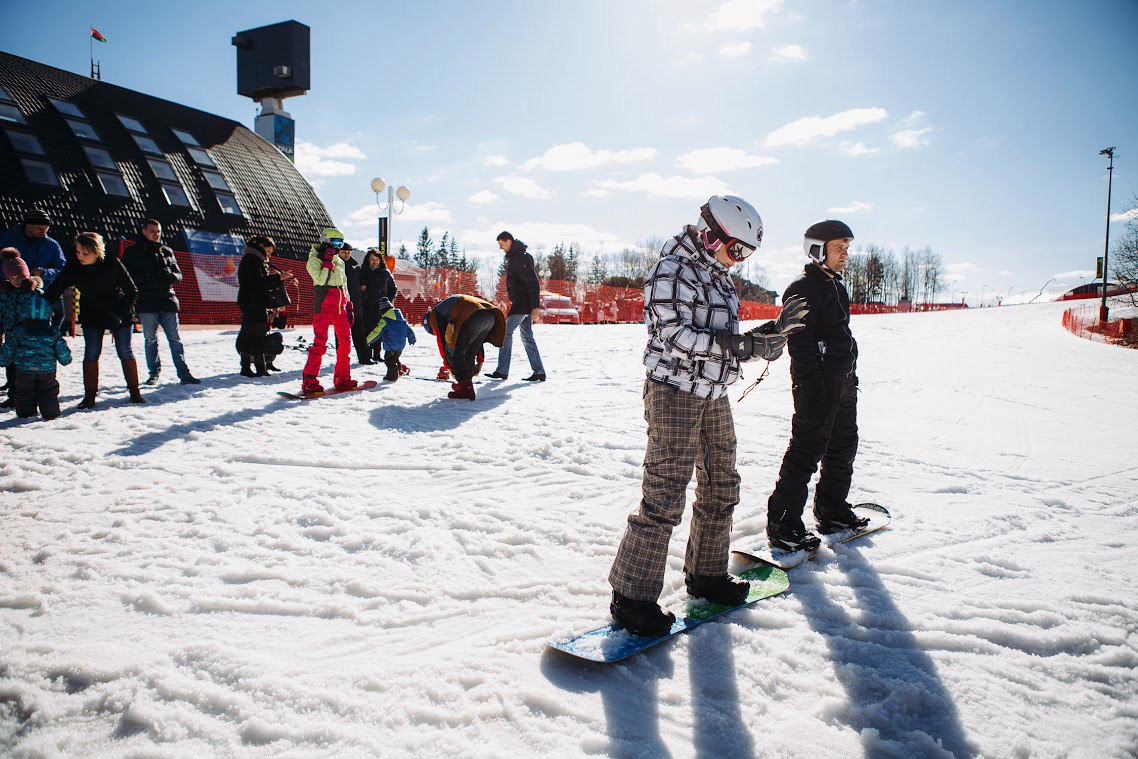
[1062,303,1134,342]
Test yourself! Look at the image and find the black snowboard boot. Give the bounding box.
[383,351,401,381]
[610,591,676,638]
[767,524,822,553]
[815,507,870,535]
[685,573,750,606]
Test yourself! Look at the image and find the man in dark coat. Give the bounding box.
[120,219,199,385]
[765,219,869,552]
[0,208,67,332]
[486,231,546,382]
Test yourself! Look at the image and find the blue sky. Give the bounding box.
[4,0,1137,303]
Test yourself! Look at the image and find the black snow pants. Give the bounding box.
[11,368,61,420]
[449,309,495,383]
[766,372,858,535]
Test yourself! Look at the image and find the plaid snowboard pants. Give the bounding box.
[609,379,741,601]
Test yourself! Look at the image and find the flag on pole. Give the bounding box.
[90,27,107,43]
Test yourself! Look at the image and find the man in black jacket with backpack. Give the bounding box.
[765,219,869,552]
[121,219,199,385]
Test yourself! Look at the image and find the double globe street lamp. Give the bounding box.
[370,177,411,259]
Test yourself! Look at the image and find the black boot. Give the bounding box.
[610,591,676,638]
[815,506,871,535]
[240,353,256,377]
[252,354,270,377]
[383,351,401,381]
[264,356,283,372]
[685,573,750,606]
[767,524,821,552]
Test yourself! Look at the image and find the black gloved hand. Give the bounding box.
[774,296,810,335]
[715,329,786,361]
[794,381,828,426]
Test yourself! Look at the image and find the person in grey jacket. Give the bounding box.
[607,195,807,638]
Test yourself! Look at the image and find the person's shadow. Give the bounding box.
[369,380,522,432]
[687,619,755,757]
[794,542,977,757]
[541,647,674,758]
[110,399,286,456]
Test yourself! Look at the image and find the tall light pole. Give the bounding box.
[1099,147,1115,322]
[370,177,411,260]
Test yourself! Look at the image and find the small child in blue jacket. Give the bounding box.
[0,249,72,419]
[366,298,417,381]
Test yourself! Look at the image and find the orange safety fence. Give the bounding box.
[1062,303,1133,342]
[93,247,966,328]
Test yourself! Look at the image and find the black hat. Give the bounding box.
[23,208,52,225]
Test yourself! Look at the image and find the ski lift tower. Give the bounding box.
[232,20,310,163]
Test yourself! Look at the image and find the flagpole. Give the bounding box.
[89,24,93,78]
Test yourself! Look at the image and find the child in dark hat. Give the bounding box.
[365,297,416,381]
[0,248,72,419]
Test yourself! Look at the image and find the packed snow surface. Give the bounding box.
[2,300,1137,758]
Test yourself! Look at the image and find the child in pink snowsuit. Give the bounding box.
[301,229,356,395]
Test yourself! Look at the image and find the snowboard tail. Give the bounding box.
[547,565,790,663]
[731,503,891,569]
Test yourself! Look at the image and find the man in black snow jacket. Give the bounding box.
[765,219,870,552]
[486,231,546,382]
[121,219,199,385]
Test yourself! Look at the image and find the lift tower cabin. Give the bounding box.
[232,20,310,162]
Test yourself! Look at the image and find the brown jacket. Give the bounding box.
[428,294,506,349]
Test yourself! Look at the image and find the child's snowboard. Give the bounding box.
[277,380,378,400]
[546,565,790,664]
[731,503,891,569]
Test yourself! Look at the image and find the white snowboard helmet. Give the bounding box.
[803,219,854,262]
[697,195,763,262]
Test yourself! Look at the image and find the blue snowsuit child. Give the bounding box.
[0,284,72,419]
[365,298,417,381]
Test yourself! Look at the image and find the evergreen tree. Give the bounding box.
[414,227,433,269]
[398,243,409,260]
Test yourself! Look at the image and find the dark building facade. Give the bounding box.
[0,50,332,264]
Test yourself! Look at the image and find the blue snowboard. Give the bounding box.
[547,565,790,663]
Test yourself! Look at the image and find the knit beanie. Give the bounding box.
[23,208,52,225]
[1,248,30,280]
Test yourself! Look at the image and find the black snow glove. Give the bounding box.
[716,329,786,362]
[773,296,810,335]
[794,381,828,426]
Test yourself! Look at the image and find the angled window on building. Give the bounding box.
[0,102,27,124]
[96,171,131,197]
[171,127,200,146]
[4,128,45,155]
[186,146,216,168]
[116,113,148,133]
[146,157,178,181]
[160,182,192,207]
[202,170,232,192]
[67,118,101,141]
[21,158,60,186]
[132,134,162,154]
[0,84,12,100]
[215,192,242,216]
[47,97,85,118]
[83,144,116,170]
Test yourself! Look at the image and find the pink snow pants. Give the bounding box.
[303,288,353,385]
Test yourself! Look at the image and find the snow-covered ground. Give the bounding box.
[2,299,1137,758]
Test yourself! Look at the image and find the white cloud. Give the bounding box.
[769,44,806,62]
[707,0,783,31]
[839,141,880,156]
[344,202,453,231]
[1053,269,1095,281]
[294,140,367,178]
[675,147,778,173]
[718,41,752,58]
[891,127,934,149]
[461,221,635,252]
[678,52,703,67]
[827,201,873,214]
[494,175,553,199]
[469,190,499,206]
[1110,208,1138,222]
[581,189,612,198]
[520,142,656,171]
[945,262,982,276]
[764,108,888,147]
[592,173,731,199]
[483,154,510,167]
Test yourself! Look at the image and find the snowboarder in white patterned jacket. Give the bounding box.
[608,195,806,639]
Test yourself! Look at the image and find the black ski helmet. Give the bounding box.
[803,220,854,262]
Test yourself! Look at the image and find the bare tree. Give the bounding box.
[1112,194,1138,306]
